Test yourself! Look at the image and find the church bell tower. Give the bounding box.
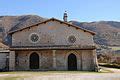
[63,11,68,22]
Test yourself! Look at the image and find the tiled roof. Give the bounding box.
[0,42,9,49]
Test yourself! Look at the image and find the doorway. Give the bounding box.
[30,52,39,69]
[68,53,77,70]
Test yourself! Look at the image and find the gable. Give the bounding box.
[9,18,95,35]
[11,19,95,47]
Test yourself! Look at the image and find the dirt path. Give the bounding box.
[0,72,120,80]
[101,67,120,73]
[27,73,120,80]
[0,68,120,80]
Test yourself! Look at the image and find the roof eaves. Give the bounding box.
[8,18,53,34]
[51,18,96,35]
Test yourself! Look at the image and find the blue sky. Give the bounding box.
[0,0,120,22]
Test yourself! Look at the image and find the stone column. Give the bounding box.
[9,51,15,71]
[80,52,83,70]
[77,51,82,70]
[93,50,99,71]
[52,50,56,70]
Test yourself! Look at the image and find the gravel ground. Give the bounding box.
[0,68,120,80]
[0,72,119,80]
[27,73,120,80]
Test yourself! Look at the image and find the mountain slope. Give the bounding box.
[0,15,46,45]
[71,21,120,46]
[0,15,120,46]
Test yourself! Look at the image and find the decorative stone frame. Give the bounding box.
[68,35,76,43]
[28,51,41,70]
[65,51,81,70]
[29,33,40,43]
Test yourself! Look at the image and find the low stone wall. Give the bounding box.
[0,51,9,70]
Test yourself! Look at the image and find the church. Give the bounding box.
[6,12,98,71]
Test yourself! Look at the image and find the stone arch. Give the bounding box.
[68,53,77,70]
[65,51,79,70]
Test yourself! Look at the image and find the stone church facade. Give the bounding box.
[7,16,98,71]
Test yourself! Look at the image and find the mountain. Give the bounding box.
[0,15,120,46]
[0,15,46,45]
[71,21,120,46]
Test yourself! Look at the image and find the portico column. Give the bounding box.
[9,51,15,71]
[52,50,56,70]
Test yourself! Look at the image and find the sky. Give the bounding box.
[0,0,120,22]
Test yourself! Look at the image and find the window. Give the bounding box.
[30,33,39,43]
[68,35,76,43]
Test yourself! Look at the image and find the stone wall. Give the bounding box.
[15,50,53,70]
[55,50,82,70]
[14,49,96,71]
[0,52,9,69]
[12,20,94,47]
[82,50,95,71]
[15,51,30,70]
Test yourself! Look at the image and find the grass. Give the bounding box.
[0,70,112,75]
[109,46,120,50]
[0,77,24,80]
[0,71,98,74]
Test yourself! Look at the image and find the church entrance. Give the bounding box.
[30,52,39,69]
[68,54,77,70]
